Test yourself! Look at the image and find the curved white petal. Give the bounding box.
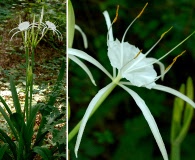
[102,11,114,42]
[69,55,96,86]
[108,39,139,70]
[9,27,18,34]
[119,83,168,160]
[75,82,115,158]
[153,84,195,108]
[75,25,88,49]
[123,55,157,88]
[147,58,165,80]
[68,48,112,79]
[10,31,21,41]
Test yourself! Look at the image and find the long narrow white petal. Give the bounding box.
[68,48,113,79]
[75,82,115,158]
[102,11,114,41]
[153,84,195,108]
[69,55,96,86]
[75,25,88,49]
[119,83,168,160]
[10,31,21,41]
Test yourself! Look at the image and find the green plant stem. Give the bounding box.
[24,46,29,121]
[68,75,121,142]
[29,47,35,118]
[171,143,180,160]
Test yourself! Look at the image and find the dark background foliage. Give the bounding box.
[69,0,195,160]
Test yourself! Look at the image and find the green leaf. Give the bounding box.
[0,96,12,115]
[68,0,75,48]
[47,59,65,107]
[27,104,41,136]
[33,146,52,160]
[0,106,18,140]
[176,77,194,144]
[0,129,17,160]
[10,113,25,133]
[9,76,22,115]
[0,143,8,160]
[183,77,194,125]
[17,131,25,160]
[170,77,194,160]
[36,60,65,145]
[25,104,41,151]
[171,83,185,143]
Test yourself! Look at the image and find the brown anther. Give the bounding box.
[134,49,143,59]
[112,5,119,24]
[160,27,173,39]
[165,50,186,71]
[137,3,148,18]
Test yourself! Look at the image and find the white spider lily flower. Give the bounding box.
[9,21,43,42]
[9,21,30,40]
[45,21,62,40]
[68,3,195,160]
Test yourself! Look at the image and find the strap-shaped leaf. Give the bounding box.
[171,84,185,143]
[9,76,22,115]
[0,143,8,160]
[0,129,17,159]
[0,96,12,115]
[10,113,25,133]
[33,146,52,160]
[26,104,41,148]
[0,106,18,140]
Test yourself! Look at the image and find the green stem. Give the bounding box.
[171,142,180,160]
[24,47,29,121]
[29,47,35,118]
[68,75,121,142]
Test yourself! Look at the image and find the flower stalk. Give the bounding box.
[9,7,62,123]
[170,77,194,160]
[69,75,121,143]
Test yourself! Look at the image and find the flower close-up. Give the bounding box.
[68,3,195,160]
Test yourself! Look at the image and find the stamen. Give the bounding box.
[121,3,148,69]
[137,3,148,18]
[165,50,186,71]
[160,26,173,39]
[125,29,194,74]
[112,5,119,24]
[134,49,143,59]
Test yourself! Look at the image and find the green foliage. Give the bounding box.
[93,130,114,144]
[113,116,153,160]
[0,61,65,160]
[33,146,53,160]
[170,77,194,160]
